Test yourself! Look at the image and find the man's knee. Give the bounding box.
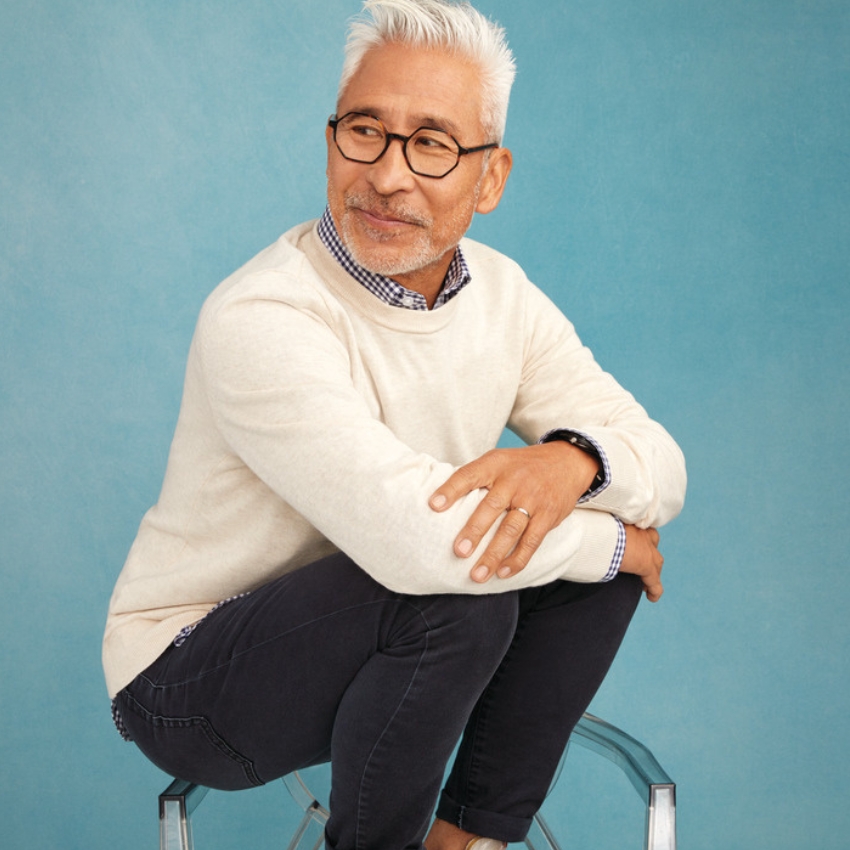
[415,591,519,671]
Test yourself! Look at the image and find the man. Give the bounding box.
[104,2,686,849]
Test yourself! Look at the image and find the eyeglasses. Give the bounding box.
[328,112,498,179]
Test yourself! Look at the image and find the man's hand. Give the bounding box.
[429,442,600,583]
[620,526,664,601]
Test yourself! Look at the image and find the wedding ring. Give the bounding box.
[514,507,531,518]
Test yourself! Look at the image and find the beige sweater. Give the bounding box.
[103,221,686,697]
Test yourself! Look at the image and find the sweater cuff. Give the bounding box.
[576,429,652,520]
[564,509,625,583]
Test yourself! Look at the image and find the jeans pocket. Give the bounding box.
[118,690,264,790]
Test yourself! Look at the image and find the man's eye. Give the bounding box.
[415,133,453,152]
[350,124,383,138]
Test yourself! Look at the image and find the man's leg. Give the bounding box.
[116,552,519,850]
[431,573,643,847]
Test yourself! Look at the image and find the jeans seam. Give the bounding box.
[354,604,431,850]
[458,609,530,807]
[142,598,407,689]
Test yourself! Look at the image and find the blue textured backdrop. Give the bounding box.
[2,1,848,848]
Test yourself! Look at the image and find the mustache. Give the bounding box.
[344,191,432,228]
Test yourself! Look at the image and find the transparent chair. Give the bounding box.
[158,712,676,850]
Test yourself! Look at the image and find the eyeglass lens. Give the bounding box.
[333,113,461,178]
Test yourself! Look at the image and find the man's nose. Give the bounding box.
[366,137,416,194]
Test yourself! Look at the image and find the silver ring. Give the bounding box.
[514,507,531,518]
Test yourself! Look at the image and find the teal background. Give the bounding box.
[2,1,848,848]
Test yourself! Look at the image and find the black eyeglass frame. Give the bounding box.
[328,112,499,179]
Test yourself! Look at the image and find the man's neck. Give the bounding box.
[387,252,457,309]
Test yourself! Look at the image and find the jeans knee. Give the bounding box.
[420,592,519,671]
[469,591,519,638]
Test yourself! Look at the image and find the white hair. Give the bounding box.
[338,0,516,143]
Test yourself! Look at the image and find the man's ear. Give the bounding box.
[325,123,335,173]
[475,147,513,215]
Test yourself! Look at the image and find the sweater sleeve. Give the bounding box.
[508,283,687,530]
[196,280,622,595]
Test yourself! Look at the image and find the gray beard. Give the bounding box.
[339,194,444,278]
[340,220,448,279]
[337,185,480,279]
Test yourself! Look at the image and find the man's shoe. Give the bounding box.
[465,839,507,850]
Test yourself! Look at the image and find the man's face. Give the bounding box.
[326,41,511,302]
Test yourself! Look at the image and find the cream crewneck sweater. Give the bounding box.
[103,220,686,697]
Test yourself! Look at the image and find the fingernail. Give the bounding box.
[472,565,490,582]
[457,538,473,556]
[430,494,447,509]
[497,566,512,578]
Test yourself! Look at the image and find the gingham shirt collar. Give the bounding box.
[318,207,471,310]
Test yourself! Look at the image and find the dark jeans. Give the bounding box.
[116,553,641,850]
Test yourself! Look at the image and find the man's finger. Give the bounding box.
[429,460,487,511]
[497,521,545,577]
[469,509,530,582]
[644,581,664,602]
[453,489,512,557]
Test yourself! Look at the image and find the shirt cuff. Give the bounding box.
[603,517,626,581]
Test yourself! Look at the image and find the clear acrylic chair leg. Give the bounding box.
[647,784,676,850]
[283,772,330,850]
[523,810,561,850]
[567,714,677,850]
[159,779,209,850]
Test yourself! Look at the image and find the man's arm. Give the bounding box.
[429,438,670,599]
[429,440,600,580]
[197,286,625,595]
[429,281,686,590]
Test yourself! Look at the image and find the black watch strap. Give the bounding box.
[543,429,606,495]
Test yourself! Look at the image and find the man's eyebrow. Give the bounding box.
[347,106,463,137]
[410,114,462,136]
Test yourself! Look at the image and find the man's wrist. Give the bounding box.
[540,429,607,499]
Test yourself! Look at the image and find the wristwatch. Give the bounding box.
[543,429,605,496]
